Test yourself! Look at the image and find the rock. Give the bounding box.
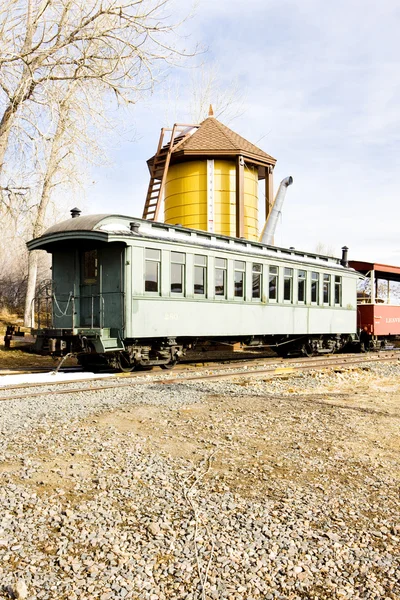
[148,522,161,537]
[293,565,303,575]
[13,580,28,599]
[325,531,340,542]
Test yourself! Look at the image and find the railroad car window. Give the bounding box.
[334,275,342,305]
[234,260,245,298]
[215,257,227,298]
[269,266,278,301]
[252,264,262,300]
[323,274,331,304]
[297,270,306,303]
[171,251,186,294]
[145,248,160,261]
[311,272,319,304]
[82,250,98,284]
[194,255,207,295]
[284,268,293,302]
[145,248,161,293]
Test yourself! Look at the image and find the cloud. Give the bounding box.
[85,0,400,264]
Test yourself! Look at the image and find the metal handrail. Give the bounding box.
[33,291,123,330]
[101,296,105,329]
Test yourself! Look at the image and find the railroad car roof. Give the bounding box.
[27,213,352,272]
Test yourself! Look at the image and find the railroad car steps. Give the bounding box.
[102,337,124,351]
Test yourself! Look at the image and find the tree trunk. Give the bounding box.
[23,106,64,327]
[23,250,38,327]
[0,83,32,176]
[0,105,17,175]
[23,178,53,326]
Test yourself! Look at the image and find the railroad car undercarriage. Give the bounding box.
[33,329,357,372]
[33,330,185,371]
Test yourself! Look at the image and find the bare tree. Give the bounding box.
[162,63,245,126]
[23,79,110,325]
[0,0,194,176]
[24,83,74,325]
[188,64,245,124]
[0,0,196,325]
[315,242,336,258]
[0,205,31,315]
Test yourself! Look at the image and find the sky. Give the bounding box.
[83,0,400,265]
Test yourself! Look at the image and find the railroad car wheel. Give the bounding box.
[160,359,177,370]
[274,344,290,358]
[301,343,314,357]
[78,355,105,373]
[118,352,134,373]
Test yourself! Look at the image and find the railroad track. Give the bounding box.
[1,347,398,376]
[0,351,398,402]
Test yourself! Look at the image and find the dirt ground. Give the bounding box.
[1,362,399,598]
[9,366,399,518]
[1,334,399,511]
[92,372,400,507]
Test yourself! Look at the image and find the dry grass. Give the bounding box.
[0,311,56,369]
[0,308,23,334]
[0,347,57,369]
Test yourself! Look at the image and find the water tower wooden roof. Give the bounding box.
[147,116,276,177]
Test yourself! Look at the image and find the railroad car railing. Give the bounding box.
[34,291,124,331]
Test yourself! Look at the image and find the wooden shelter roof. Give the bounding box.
[349,260,400,283]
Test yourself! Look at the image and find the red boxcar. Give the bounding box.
[349,260,400,338]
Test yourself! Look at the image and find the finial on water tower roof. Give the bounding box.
[208,104,214,117]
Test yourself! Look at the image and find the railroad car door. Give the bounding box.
[80,249,101,327]
[99,244,124,334]
[79,244,124,332]
[51,250,76,329]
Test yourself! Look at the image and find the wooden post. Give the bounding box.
[370,270,375,304]
[236,155,244,237]
[265,166,274,222]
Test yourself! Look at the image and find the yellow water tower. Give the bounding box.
[143,109,277,241]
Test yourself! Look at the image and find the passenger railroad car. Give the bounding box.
[27,213,359,370]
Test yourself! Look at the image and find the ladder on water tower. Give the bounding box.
[142,123,199,221]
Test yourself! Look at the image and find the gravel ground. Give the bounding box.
[0,362,399,600]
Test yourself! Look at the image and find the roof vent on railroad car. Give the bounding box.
[130,221,140,233]
[341,246,349,267]
[70,207,81,218]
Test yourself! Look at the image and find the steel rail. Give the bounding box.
[1,349,397,381]
[1,353,399,403]
[0,352,398,393]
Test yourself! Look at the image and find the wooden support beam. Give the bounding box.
[236,155,244,238]
[265,166,274,222]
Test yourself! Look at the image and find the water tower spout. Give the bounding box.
[259,176,293,245]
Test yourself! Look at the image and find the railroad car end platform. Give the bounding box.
[350,260,400,348]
